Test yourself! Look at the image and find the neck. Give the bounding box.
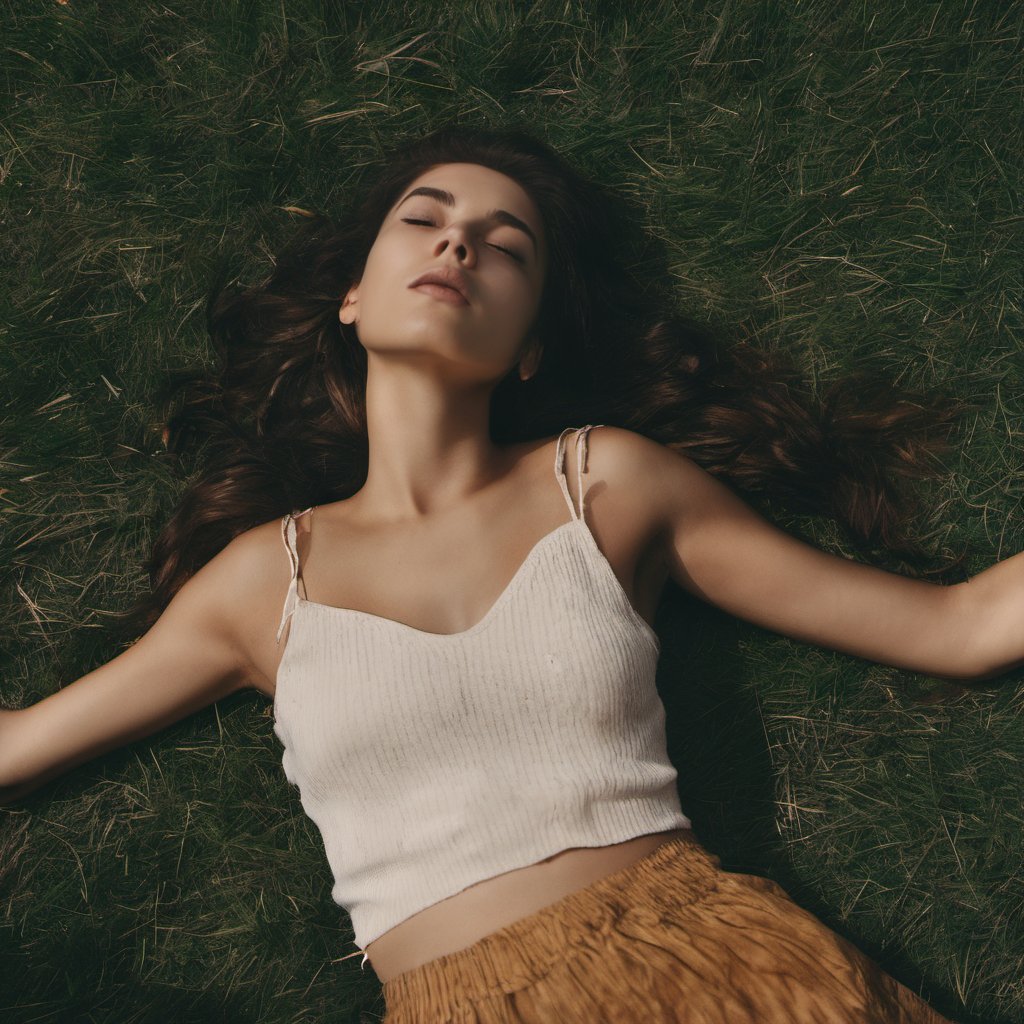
[355,356,510,522]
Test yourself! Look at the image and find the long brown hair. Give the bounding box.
[112,121,972,661]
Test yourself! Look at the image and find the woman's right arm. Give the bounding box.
[0,529,267,805]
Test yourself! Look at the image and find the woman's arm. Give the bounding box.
[601,427,1019,682]
[0,532,261,804]
[952,548,1024,679]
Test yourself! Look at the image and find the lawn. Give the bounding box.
[1,2,1021,1022]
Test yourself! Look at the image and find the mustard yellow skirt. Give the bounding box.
[380,833,957,1023]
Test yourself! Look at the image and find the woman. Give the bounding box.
[2,123,1013,1023]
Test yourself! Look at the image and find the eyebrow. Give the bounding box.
[395,186,539,256]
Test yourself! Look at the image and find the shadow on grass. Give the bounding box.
[656,583,993,1024]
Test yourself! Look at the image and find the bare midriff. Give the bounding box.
[366,827,698,983]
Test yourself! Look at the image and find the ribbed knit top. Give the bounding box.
[271,425,692,953]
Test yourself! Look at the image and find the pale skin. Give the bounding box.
[3,162,1023,984]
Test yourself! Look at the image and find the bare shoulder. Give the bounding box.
[582,424,694,504]
[581,425,710,561]
[212,516,298,699]
[584,424,668,468]
[142,515,289,703]
[203,516,289,604]
[524,426,657,578]
[144,518,287,691]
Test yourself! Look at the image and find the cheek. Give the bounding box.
[359,246,406,308]
[511,273,544,323]
[365,239,396,279]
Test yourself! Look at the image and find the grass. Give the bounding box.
[1,1,1022,1021]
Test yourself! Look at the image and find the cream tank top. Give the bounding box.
[272,425,692,956]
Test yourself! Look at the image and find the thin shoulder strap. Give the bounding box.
[276,507,314,646]
[554,425,603,522]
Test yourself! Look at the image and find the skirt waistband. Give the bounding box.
[380,830,714,1010]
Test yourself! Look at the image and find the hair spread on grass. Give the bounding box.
[111,122,971,644]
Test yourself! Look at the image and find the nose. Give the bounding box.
[434,223,477,266]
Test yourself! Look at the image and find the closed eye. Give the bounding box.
[400,218,524,263]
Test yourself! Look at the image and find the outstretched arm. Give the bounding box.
[0,532,261,804]
[603,427,1021,682]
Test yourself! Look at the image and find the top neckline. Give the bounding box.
[289,513,660,651]
[294,516,580,640]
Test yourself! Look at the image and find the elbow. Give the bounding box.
[949,580,1021,683]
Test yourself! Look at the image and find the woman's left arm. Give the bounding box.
[606,427,1023,682]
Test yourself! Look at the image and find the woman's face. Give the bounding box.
[339,162,548,383]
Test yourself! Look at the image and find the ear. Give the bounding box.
[339,282,360,325]
[518,336,543,380]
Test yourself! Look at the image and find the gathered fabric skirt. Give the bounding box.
[380,832,957,1024]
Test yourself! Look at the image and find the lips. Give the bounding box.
[413,282,468,306]
[409,267,470,304]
